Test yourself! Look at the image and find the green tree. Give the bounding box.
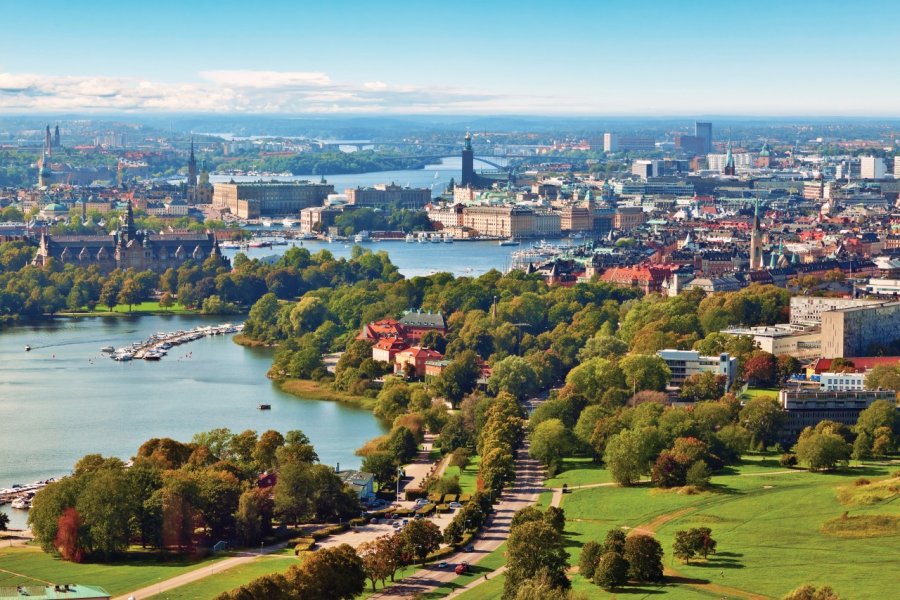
[623,534,664,582]
[400,519,442,566]
[503,520,570,600]
[286,543,366,600]
[117,278,143,312]
[434,350,481,409]
[603,428,656,485]
[159,291,175,311]
[601,528,627,555]
[794,429,850,471]
[739,396,785,449]
[593,551,629,590]
[864,365,900,391]
[851,431,872,461]
[619,354,671,393]
[489,355,538,399]
[782,584,844,600]
[679,372,726,402]
[854,399,897,438]
[529,419,575,476]
[578,540,603,580]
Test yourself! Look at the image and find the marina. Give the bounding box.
[108,323,242,362]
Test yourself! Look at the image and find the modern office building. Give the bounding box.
[818,372,866,392]
[778,388,896,441]
[860,156,886,180]
[631,160,660,179]
[656,349,737,390]
[212,181,334,218]
[789,297,882,327]
[603,133,655,152]
[695,122,712,154]
[820,301,900,358]
[721,325,822,359]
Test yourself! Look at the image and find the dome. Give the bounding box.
[44,203,68,212]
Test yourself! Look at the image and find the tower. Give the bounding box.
[749,198,763,270]
[460,132,475,188]
[723,141,736,176]
[695,121,712,154]
[123,200,136,240]
[187,137,198,189]
[44,125,52,157]
[53,124,60,148]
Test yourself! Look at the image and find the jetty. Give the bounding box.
[110,323,243,362]
[0,479,56,509]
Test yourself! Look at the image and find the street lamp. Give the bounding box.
[396,465,402,503]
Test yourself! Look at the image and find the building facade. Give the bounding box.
[778,389,896,441]
[657,349,738,390]
[820,301,900,358]
[212,182,334,218]
[345,184,431,209]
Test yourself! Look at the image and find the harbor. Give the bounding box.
[108,323,243,362]
[0,479,56,511]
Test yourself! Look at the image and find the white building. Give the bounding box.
[860,156,886,180]
[720,325,822,359]
[631,159,660,180]
[656,349,738,391]
[819,372,866,392]
[707,152,754,171]
[789,297,881,327]
[603,133,618,152]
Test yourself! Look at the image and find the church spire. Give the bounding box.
[723,141,735,175]
[749,197,762,270]
[187,136,198,190]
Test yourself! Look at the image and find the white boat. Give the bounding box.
[282,217,299,228]
[499,238,521,246]
[430,235,441,243]
[11,497,30,510]
[405,233,415,243]
[24,345,31,352]
[443,234,453,243]
[100,346,115,353]
[353,232,370,243]
[260,218,273,228]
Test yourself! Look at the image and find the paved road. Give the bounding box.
[369,442,545,599]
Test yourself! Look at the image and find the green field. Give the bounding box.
[549,458,900,600]
[0,546,222,597]
[741,387,780,400]
[59,301,198,316]
[444,455,481,494]
[145,555,298,600]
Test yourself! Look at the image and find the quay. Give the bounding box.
[108,323,243,362]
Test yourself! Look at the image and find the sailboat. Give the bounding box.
[433,171,440,179]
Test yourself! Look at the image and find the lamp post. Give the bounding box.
[396,465,402,503]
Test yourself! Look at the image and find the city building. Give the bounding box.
[299,206,341,233]
[33,202,223,273]
[398,311,447,342]
[212,181,334,218]
[631,160,660,179]
[819,372,866,392]
[820,301,900,358]
[613,206,646,230]
[462,205,534,238]
[860,156,886,180]
[789,297,882,327]
[603,133,655,152]
[345,184,431,209]
[778,389,896,441]
[394,346,444,378]
[721,325,822,359]
[657,349,738,391]
[695,122,713,154]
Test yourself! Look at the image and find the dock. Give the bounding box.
[110,323,243,362]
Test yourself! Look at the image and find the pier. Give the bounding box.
[109,323,243,362]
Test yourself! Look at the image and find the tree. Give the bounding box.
[117,278,142,312]
[742,351,778,387]
[159,291,175,312]
[0,512,8,531]
[603,428,656,485]
[673,530,697,563]
[362,452,396,488]
[489,355,538,400]
[286,543,366,600]
[623,534,664,582]
[529,419,574,476]
[782,584,843,600]
[794,430,850,471]
[865,365,900,391]
[358,538,393,592]
[378,532,410,582]
[234,488,267,546]
[651,451,686,488]
[685,460,711,488]
[400,519,442,566]
[679,372,726,402]
[578,540,603,580]
[739,396,785,449]
[448,447,472,471]
[99,279,120,311]
[54,507,85,563]
[854,399,897,438]
[601,528,627,555]
[434,350,481,408]
[593,551,629,590]
[851,431,872,461]
[565,357,625,400]
[386,426,418,465]
[619,354,671,392]
[544,506,566,534]
[504,520,570,600]
[673,527,716,564]
[777,355,802,381]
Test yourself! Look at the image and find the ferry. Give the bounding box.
[443,234,454,243]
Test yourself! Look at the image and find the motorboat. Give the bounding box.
[24,345,31,351]
[258,404,272,410]
[498,238,520,246]
[100,346,115,353]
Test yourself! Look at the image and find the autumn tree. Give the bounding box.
[400,519,442,566]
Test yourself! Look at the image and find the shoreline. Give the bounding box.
[232,333,274,348]
[276,378,377,412]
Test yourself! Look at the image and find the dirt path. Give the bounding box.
[0,565,53,586]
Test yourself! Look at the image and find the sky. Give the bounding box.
[1,0,899,116]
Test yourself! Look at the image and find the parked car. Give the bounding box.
[448,501,462,508]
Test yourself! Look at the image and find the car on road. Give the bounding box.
[448,501,462,508]
[464,544,475,552]
[454,562,469,575]
[438,561,448,568]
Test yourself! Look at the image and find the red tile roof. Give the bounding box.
[811,356,900,373]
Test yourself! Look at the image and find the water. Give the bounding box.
[0,158,522,530]
[225,239,520,278]
[0,316,386,529]
[206,156,507,196]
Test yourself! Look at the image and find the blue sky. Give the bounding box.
[1,0,898,115]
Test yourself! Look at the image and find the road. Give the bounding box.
[370,442,546,597]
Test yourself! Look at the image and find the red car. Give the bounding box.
[454,562,469,575]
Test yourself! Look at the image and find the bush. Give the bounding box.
[780,453,798,467]
[854,478,871,487]
[623,534,664,582]
[293,538,316,554]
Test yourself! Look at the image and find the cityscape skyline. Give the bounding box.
[2,0,900,116]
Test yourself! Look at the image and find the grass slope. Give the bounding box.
[144,555,298,600]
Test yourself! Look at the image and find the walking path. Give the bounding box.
[112,543,289,600]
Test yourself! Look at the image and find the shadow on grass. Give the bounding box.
[665,574,711,585]
[603,584,667,595]
[691,556,745,570]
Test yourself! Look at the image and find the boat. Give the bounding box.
[354,231,370,243]
[405,233,415,243]
[258,404,272,410]
[11,497,31,510]
[443,234,453,243]
[100,346,115,353]
[498,238,521,246]
[24,345,31,352]
[282,217,299,228]
[260,218,273,228]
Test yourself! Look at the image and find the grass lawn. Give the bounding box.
[278,378,376,410]
[144,555,298,600]
[60,301,198,316]
[545,457,611,488]
[557,458,900,600]
[0,545,222,597]
[443,455,481,494]
[741,387,780,400]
